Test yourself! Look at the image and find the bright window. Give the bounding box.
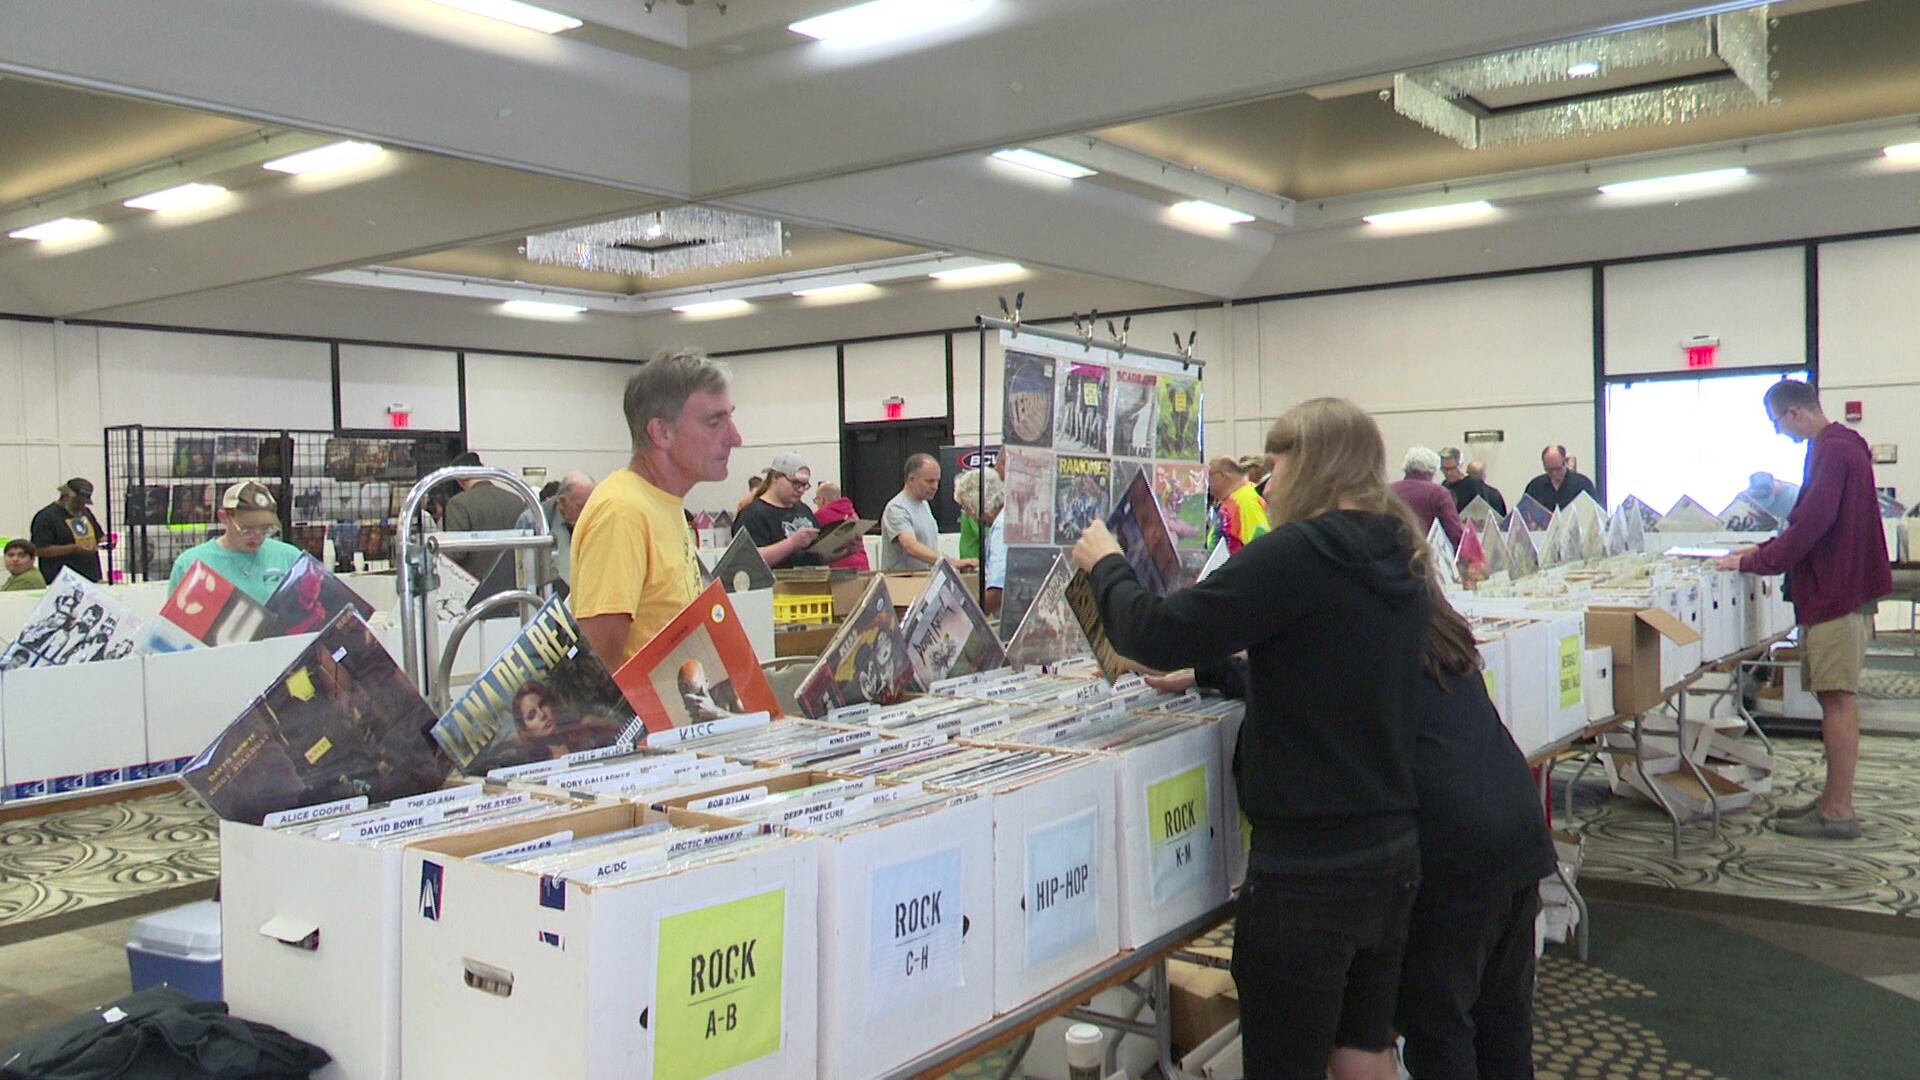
[1603,369,1809,515]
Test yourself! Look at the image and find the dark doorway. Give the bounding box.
[841,419,953,530]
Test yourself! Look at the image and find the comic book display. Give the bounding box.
[0,569,147,670]
[263,554,374,637]
[179,609,451,824]
[613,581,780,733]
[900,559,1007,686]
[1106,470,1181,596]
[794,576,921,718]
[432,597,637,771]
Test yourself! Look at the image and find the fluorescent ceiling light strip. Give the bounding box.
[1170,200,1256,226]
[673,299,753,316]
[928,262,1023,283]
[1596,166,1748,196]
[261,140,385,175]
[789,0,978,42]
[1361,200,1496,226]
[1883,141,1920,159]
[8,217,100,242]
[426,0,581,33]
[123,183,227,212]
[500,299,587,317]
[793,282,883,301]
[991,148,1096,180]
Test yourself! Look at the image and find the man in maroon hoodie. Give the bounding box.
[811,482,871,571]
[1718,379,1892,840]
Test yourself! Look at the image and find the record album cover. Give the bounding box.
[900,559,1007,686]
[1460,496,1504,535]
[1001,447,1056,545]
[1505,516,1540,579]
[1063,567,1128,682]
[708,528,776,593]
[1053,454,1111,545]
[359,524,392,563]
[1513,494,1553,532]
[257,435,293,475]
[180,609,452,824]
[263,554,374,637]
[998,546,1062,643]
[1153,464,1209,551]
[433,597,637,771]
[1002,350,1056,449]
[794,576,921,718]
[323,438,356,481]
[172,437,213,478]
[169,484,214,526]
[1155,375,1202,461]
[289,524,328,561]
[0,569,147,670]
[1717,495,1780,533]
[214,435,258,474]
[1052,360,1111,454]
[613,581,780,734]
[1004,553,1093,669]
[125,485,171,526]
[160,561,272,646]
[1106,469,1181,596]
[1654,496,1722,533]
[1111,369,1159,458]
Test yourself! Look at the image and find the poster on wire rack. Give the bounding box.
[994,329,1205,654]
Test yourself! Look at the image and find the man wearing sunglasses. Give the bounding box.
[167,481,304,602]
[737,451,824,568]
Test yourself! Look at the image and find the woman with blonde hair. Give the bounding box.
[1072,397,1431,1080]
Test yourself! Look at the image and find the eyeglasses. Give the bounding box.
[237,525,279,540]
[787,477,811,492]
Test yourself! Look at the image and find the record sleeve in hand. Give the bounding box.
[263,554,375,637]
[900,559,1007,686]
[160,562,272,646]
[1105,469,1181,596]
[708,528,776,593]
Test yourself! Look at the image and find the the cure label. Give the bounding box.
[1024,808,1098,966]
[654,888,785,1080]
[866,846,965,1019]
[1147,765,1212,903]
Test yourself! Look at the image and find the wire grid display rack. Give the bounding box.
[103,425,463,583]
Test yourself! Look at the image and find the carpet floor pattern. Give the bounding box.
[0,788,218,942]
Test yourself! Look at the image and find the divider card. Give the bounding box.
[1024,808,1099,967]
[653,887,787,1080]
[866,846,966,1019]
[1147,765,1212,904]
[1558,632,1584,709]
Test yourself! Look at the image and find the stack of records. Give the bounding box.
[488,748,759,801]
[859,744,1091,793]
[0,568,147,670]
[489,819,790,887]
[824,694,1022,743]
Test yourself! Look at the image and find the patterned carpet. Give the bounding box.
[1562,733,1920,918]
[0,787,218,944]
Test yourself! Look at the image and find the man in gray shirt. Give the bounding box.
[881,453,978,573]
[444,452,531,575]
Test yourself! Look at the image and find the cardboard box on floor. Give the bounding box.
[400,803,820,1080]
[1584,606,1702,715]
[1168,945,1238,1055]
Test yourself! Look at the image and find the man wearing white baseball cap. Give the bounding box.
[167,481,304,602]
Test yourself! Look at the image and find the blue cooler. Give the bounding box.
[126,900,223,1002]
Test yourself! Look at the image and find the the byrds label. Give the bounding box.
[394,783,482,810]
[264,795,367,827]
[646,712,769,747]
[346,808,444,842]
[464,792,531,816]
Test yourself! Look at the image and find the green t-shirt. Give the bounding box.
[2,567,47,592]
[168,537,305,604]
[959,514,982,560]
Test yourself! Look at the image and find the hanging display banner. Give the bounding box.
[652,887,787,1080]
[865,846,967,1018]
[1024,808,1099,966]
[1146,765,1212,904]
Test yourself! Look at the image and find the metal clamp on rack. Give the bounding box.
[395,465,555,712]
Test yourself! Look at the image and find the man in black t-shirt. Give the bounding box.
[31,478,110,583]
[1521,444,1598,511]
[736,452,823,568]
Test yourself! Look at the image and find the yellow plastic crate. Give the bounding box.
[774,593,835,626]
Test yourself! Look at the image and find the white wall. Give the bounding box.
[1818,233,1920,505]
[1603,248,1805,376]
[463,351,636,498]
[337,344,460,431]
[841,337,947,423]
[686,345,841,515]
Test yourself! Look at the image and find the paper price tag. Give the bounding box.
[1024,809,1098,966]
[866,846,966,1019]
[1146,766,1211,903]
[653,888,787,1080]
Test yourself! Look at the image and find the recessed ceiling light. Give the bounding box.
[262,141,385,176]
[991,148,1097,180]
[673,298,753,317]
[500,299,587,318]
[1883,141,1920,159]
[928,262,1024,284]
[7,217,101,242]
[426,0,582,33]
[1361,200,1497,227]
[1596,167,1749,197]
[789,0,980,43]
[124,183,228,212]
[793,282,883,302]
[1566,61,1601,77]
[1169,200,1256,226]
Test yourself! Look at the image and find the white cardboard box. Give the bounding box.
[143,634,317,764]
[1213,706,1248,893]
[1582,647,1614,724]
[1106,723,1230,949]
[2,655,146,794]
[1476,634,1512,735]
[799,791,995,1079]
[1539,612,1587,746]
[1498,619,1551,757]
[401,803,819,1080]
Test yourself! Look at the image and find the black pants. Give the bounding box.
[1232,838,1421,1080]
[1395,878,1541,1079]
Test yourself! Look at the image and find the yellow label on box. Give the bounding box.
[654,888,785,1080]
[1483,668,1498,700]
[1147,765,1211,903]
[1558,634,1582,709]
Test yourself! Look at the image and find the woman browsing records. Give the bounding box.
[1070,397,1430,1080]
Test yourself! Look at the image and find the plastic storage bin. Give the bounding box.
[126,900,223,1002]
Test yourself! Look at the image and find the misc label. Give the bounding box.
[1024,809,1099,967]
[1146,766,1212,904]
[653,888,787,1080]
[647,712,770,747]
[264,795,368,827]
[866,846,966,1018]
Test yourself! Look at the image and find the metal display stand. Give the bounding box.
[394,465,555,711]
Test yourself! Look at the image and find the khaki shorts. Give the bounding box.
[1801,605,1875,694]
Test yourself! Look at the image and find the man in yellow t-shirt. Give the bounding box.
[571,350,744,670]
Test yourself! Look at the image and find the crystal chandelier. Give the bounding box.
[1392,6,1771,149]
[524,206,785,278]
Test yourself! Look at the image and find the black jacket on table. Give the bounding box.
[1088,509,1430,862]
[1204,658,1556,891]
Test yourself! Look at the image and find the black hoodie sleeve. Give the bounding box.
[1087,527,1315,673]
[1194,655,1249,700]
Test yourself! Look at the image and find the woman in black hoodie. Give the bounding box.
[1073,397,1431,1080]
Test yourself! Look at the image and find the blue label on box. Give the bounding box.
[50,775,85,794]
[418,861,444,921]
[7,780,47,801]
[539,874,567,912]
[87,768,126,788]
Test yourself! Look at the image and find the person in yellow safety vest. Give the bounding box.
[1206,455,1270,554]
